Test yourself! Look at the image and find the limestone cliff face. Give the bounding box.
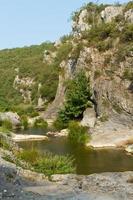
[43,3,133,129]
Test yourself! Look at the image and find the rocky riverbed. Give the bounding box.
[0,148,133,200]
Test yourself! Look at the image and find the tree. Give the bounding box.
[57,70,92,127]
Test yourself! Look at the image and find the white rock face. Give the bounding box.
[125,9,133,23]
[13,75,34,103]
[43,50,56,65]
[101,6,123,23]
[81,107,96,128]
[37,97,44,108]
[72,9,91,33]
[0,112,20,127]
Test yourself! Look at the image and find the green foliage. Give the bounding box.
[120,24,133,43]
[0,42,58,111]
[123,69,133,81]
[124,1,133,12]
[1,120,13,131]
[68,121,89,145]
[21,115,28,130]
[17,150,39,164]
[17,150,75,176]
[53,118,67,131]
[57,70,92,126]
[60,34,73,43]
[34,152,75,176]
[71,43,83,60]
[0,137,10,150]
[83,22,118,44]
[71,2,108,24]
[115,44,133,63]
[55,42,73,63]
[34,118,48,129]
[12,105,39,117]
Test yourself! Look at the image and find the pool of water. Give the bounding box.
[17,130,133,175]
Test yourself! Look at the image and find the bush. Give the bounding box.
[94,70,101,79]
[21,115,28,130]
[124,1,133,12]
[34,118,48,129]
[120,24,133,43]
[68,121,89,145]
[123,69,133,81]
[2,120,13,131]
[0,137,10,149]
[55,42,73,64]
[83,22,118,44]
[53,118,67,131]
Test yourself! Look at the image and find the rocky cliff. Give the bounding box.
[43,2,133,135]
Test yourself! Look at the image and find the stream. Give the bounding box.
[16,128,133,175]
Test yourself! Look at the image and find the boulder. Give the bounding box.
[46,129,68,137]
[125,144,133,154]
[81,107,96,128]
[0,112,21,128]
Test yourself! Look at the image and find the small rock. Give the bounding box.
[125,144,133,153]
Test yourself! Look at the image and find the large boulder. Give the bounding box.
[81,107,96,128]
[0,112,21,128]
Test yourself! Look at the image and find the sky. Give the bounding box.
[0,0,129,49]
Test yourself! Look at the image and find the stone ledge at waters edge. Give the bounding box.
[12,134,49,142]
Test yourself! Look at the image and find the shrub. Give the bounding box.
[53,118,67,131]
[124,1,133,12]
[21,115,28,130]
[123,69,133,81]
[115,44,133,63]
[34,118,48,129]
[94,70,101,79]
[12,105,39,117]
[2,120,13,131]
[55,42,73,63]
[0,138,10,149]
[120,24,133,43]
[68,121,89,145]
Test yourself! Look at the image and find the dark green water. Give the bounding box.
[17,129,133,175]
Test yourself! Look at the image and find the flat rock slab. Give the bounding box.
[87,129,133,148]
[12,134,48,142]
[24,185,76,198]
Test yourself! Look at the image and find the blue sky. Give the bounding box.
[0,0,129,49]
